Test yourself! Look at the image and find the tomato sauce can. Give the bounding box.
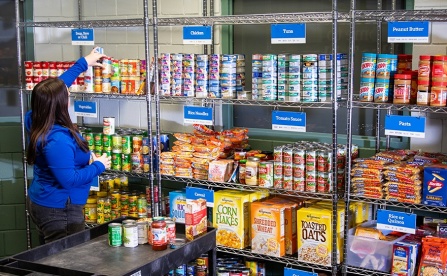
[258,161,273,188]
[305,149,317,171]
[108,223,122,247]
[293,177,306,191]
[306,171,317,192]
[317,149,332,173]
[292,147,306,165]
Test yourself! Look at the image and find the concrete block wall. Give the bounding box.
[410,0,447,152]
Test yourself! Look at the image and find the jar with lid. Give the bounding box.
[238,159,247,184]
[418,55,431,82]
[430,82,447,107]
[245,157,260,186]
[393,74,412,104]
[417,80,431,106]
[432,55,447,82]
[84,197,97,224]
[151,217,167,251]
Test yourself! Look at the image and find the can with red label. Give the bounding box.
[306,171,317,192]
[56,62,65,76]
[317,172,332,193]
[41,61,49,77]
[166,219,176,244]
[49,62,57,78]
[293,147,306,165]
[258,161,273,188]
[317,149,332,173]
[293,177,305,191]
[25,76,34,91]
[305,149,317,172]
[33,61,42,77]
[273,146,283,162]
[24,61,33,77]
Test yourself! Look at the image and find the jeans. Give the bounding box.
[27,197,85,244]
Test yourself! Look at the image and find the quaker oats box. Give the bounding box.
[423,165,447,207]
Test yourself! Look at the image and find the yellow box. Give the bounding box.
[251,201,285,257]
[297,205,344,266]
[213,190,250,249]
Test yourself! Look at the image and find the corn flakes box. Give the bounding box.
[266,197,298,255]
[251,201,286,257]
[297,205,344,266]
[185,198,207,241]
[213,190,250,249]
[169,190,186,223]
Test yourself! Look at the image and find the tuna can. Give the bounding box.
[108,223,122,247]
[123,223,138,248]
[137,220,148,244]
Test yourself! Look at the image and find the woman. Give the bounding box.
[25,47,111,244]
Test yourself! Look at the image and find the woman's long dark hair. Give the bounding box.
[26,78,89,164]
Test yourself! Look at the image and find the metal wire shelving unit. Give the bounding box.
[342,2,447,276]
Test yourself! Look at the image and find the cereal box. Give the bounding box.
[423,165,447,206]
[297,205,344,265]
[266,197,298,255]
[251,201,286,257]
[185,198,207,241]
[213,190,250,249]
[208,159,234,182]
[169,190,186,223]
[391,241,419,276]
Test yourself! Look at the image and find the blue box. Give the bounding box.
[169,190,186,223]
[422,165,447,207]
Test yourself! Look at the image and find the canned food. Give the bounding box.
[120,191,129,211]
[111,153,122,170]
[137,220,148,244]
[129,193,138,213]
[108,223,122,247]
[111,134,122,153]
[103,117,115,135]
[122,154,131,172]
[132,135,143,153]
[123,223,138,248]
[110,190,121,209]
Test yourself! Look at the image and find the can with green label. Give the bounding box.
[112,134,122,153]
[122,135,132,154]
[83,132,94,150]
[122,154,131,172]
[111,153,122,171]
[103,134,112,151]
[108,223,122,247]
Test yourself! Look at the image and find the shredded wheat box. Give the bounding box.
[297,205,344,266]
[185,198,207,241]
[251,201,286,257]
[213,190,250,249]
[267,197,299,255]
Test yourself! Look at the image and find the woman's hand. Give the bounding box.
[92,152,111,170]
[84,47,107,68]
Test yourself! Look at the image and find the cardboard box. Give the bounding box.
[169,190,186,223]
[185,198,207,241]
[423,165,447,206]
[208,159,234,182]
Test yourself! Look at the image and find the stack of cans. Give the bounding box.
[262,54,278,101]
[317,53,349,102]
[111,59,120,93]
[251,54,263,100]
[220,54,237,99]
[183,54,195,97]
[301,54,318,102]
[236,54,247,99]
[277,54,287,101]
[195,54,209,98]
[160,53,172,96]
[209,54,221,98]
[171,54,183,96]
[101,57,112,93]
[287,54,301,102]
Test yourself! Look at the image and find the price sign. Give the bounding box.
[183,26,212,44]
[384,115,426,138]
[89,176,99,191]
[186,187,214,207]
[377,209,417,234]
[284,267,318,276]
[183,106,213,125]
[272,111,306,132]
[71,29,94,45]
[271,23,306,44]
[74,101,97,118]
[388,21,430,43]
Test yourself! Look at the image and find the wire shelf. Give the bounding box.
[157,12,350,26]
[350,195,447,214]
[351,100,447,113]
[158,95,344,109]
[18,18,146,28]
[217,246,336,272]
[161,175,335,200]
[345,266,391,276]
[104,170,151,179]
[354,9,447,22]
[69,92,148,100]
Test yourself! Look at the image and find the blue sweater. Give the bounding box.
[25,57,105,208]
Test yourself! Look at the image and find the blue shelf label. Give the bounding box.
[284,268,317,276]
[71,29,95,45]
[74,101,97,118]
[90,176,99,192]
[184,106,213,125]
[183,26,212,45]
[272,111,306,132]
[377,209,417,234]
[384,115,426,138]
[186,187,214,207]
[388,21,430,43]
[271,23,306,44]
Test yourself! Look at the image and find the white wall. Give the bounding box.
[411,0,447,152]
[33,0,222,132]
